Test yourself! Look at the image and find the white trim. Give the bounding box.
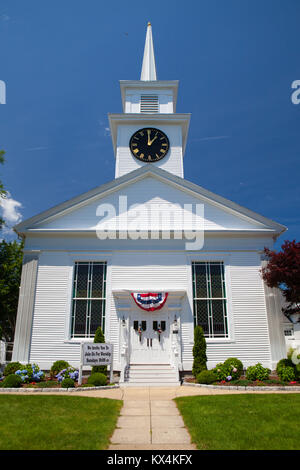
[187,254,235,343]
[64,254,112,342]
[15,166,286,235]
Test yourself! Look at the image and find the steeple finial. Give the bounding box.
[140,22,157,81]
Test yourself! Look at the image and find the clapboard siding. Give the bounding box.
[28,247,274,371]
[35,177,268,232]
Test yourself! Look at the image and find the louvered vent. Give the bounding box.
[140,95,159,113]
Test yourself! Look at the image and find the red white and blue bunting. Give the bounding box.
[131,292,168,312]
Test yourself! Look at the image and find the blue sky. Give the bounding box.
[0,0,299,248]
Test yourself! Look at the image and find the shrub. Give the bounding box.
[246,363,270,381]
[87,373,107,387]
[91,327,107,375]
[295,364,300,380]
[50,360,70,378]
[61,378,75,388]
[213,363,233,381]
[276,358,294,374]
[223,358,244,379]
[56,367,79,383]
[15,363,44,383]
[2,374,22,388]
[277,366,296,382]
[192,326,207,377]
[196,370,216,384]
[3,362,22,376]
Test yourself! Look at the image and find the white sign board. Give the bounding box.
[78,342,114,385]
[82,343,113,366]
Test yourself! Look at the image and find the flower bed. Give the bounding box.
[184,376,300,387]
[0,362,115,390]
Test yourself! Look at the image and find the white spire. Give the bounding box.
[140,22,157,81]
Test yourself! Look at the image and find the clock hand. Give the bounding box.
[148,132,158,146]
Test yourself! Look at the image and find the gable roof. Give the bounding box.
[14,165,286,236]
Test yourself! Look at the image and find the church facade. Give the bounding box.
[12,24,287,384]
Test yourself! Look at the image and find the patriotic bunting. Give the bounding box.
[131,292,168,311]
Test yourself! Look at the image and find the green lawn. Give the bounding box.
[175,394,300,450]
[0,395,122,450]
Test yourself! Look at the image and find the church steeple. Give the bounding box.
[140,22,157,81]
[109,23,190,179]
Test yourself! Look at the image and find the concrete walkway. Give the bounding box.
[109,387,196,450]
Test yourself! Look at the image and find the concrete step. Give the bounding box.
[124,363,180,386]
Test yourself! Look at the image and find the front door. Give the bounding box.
[130,312,170,364]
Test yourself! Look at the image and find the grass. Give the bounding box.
[175,394,300,450]
[0,395,122,450]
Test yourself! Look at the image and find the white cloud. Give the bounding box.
[0,192,23,226]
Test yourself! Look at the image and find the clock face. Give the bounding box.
[129,128,169,162]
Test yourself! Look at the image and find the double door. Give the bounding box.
[130,312,170,364]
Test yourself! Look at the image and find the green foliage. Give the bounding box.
[230,379,251,386]
[3,361,22,376]
[246,363,270,381]
[2,374,22,388]
[223,358,244,378]
[276,355,300,381]
[196,370,216,384]
[92,326,107,375]
[276,358,294,373]
[295,364,300,380]
[192,326,207,376]
[213,363,232,381]
[50,360,70,378]
[87,373,107,387]
[61,378,75,388]
[277,366,296,382]
[0,240,24,341]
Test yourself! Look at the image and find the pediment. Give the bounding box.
[15,167,285,235]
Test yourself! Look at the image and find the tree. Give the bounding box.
[261,240,300,319]
[192,325,207,376]
[91,326,107,375]
[0,240,24,341]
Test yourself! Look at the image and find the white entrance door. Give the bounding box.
[130,311,170,364]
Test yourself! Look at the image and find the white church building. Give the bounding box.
[12,24,288,385]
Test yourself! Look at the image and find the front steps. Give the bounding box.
[122,364,180,386]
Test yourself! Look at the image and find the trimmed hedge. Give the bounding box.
[61,378,75,388]
[3,362,22,376]
[192,326,207,376]
[50,360,70,378]
[87,373,107,387]
[196,370,216,384]
[2,374,23,388]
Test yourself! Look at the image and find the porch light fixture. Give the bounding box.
[122,316,126,326]
[174,315,177,326]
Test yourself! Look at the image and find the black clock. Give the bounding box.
[129,128,169,162]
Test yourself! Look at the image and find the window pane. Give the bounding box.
[73,299,87,336]
[194,300,209,335]
[211,299,227,336]
[91,264,104,298]
[90,300,102,335]
[194,264,207,298]
[210,264,223,298]
[76,264,89,298]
